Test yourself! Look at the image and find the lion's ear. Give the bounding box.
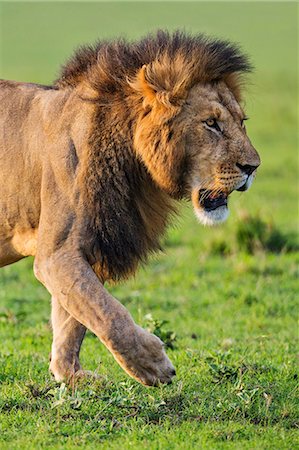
[133,65,157,108]
[130,64,183,113]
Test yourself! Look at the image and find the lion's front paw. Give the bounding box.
[111,325,176,386]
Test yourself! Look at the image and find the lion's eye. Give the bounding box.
[204,118,222,133]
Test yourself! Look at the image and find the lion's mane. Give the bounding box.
[53,31,251,281]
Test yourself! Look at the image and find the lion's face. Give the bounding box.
[182,81,261,225]
[134,79,260,226]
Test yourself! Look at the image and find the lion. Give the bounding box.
[0,31,260,386]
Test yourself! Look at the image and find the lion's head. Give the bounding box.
[128,32,260,225]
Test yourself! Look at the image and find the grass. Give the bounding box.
[0,1,298,449]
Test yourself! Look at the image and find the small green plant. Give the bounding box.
[204,350,242,384]
[144,314,177,349]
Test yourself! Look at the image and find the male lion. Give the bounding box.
[0,31,260,386]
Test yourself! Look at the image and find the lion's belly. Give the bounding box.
[0,228,38,267]
[0,166,41,266]
[0,195,40,266]
[0,241,25,267]
[11,229,38,257]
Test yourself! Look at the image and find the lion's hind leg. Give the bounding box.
[50,296,87,381]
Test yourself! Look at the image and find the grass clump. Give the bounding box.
[236,213,298,254]
[208,213,298,257]
[207,239,232,257]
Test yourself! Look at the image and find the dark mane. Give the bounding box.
[54,31,252,282]
[55,30,252,94]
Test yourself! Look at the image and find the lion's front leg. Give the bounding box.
[35,253,176,386]
[50,296,87,381]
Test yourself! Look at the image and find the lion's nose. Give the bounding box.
[236,163,259,176]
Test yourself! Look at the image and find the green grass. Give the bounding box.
[0,2,298,449]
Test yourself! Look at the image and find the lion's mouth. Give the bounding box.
[199,190,228,211]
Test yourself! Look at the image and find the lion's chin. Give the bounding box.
[194,205,229,226]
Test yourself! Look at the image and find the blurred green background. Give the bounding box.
[0,2,298,449]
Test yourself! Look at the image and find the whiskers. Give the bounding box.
[194,172,246,203]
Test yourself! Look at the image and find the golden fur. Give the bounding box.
[0,31,260,385]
